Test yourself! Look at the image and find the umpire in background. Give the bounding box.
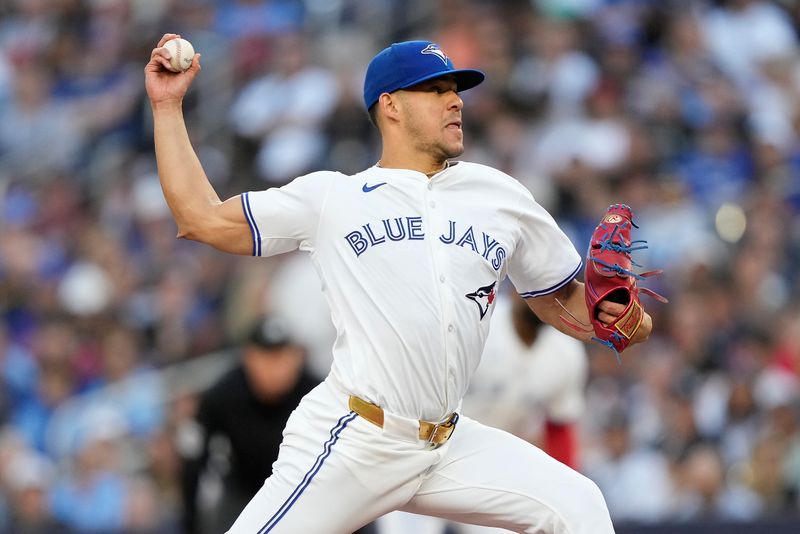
[180,316,375,533]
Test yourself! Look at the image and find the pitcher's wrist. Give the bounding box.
[150,99,184,114]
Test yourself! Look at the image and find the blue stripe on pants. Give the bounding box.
[257,411,358,533]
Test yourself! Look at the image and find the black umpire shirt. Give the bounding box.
[181,363,319,533]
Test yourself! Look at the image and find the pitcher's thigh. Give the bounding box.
[406,417,614,534]
[377,510,447,534]
[226,411,381,533]
[225,381,436,534]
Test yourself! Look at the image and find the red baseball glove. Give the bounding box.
[561,204,667,357]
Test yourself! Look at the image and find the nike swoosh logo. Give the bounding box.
[362,182,387,193]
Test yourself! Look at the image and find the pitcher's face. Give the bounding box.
[396,76,465,160]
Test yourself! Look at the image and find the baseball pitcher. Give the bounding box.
[145,35,658,534]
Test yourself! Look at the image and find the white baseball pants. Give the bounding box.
[226,378,614,534]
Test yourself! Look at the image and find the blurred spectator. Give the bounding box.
[0,64,84,181]
[586,413,675,523]
[55,325,166,447]
[179,316,323,534]
[49,411,131,532]
[0,0,55,69]
[703,0,798,90]
[228,33,340,184]
[214,0,304,82]
[1,450,65,533]
[717,379,761,465]
[0,322,37,423]
[10,319,79,454]
[50,9,142,162]
[672,119,754,209]
[673,442,763,521]
[525,78,634,223]
[510,15,599,119]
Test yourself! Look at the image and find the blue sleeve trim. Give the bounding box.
[241,192,261,257]
[519,260,582,299]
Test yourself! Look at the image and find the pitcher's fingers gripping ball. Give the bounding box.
[561,204,668,357]
[146,33,199,76]
[144,33,201,109]
[163,37,195,72]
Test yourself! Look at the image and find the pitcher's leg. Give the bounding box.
[452,522,513,534]
[405,417,614,534]
[226,382,428,534]
[227,411,381,533]
[377,510,447,534]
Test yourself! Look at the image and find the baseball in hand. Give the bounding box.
[163,38,195,72]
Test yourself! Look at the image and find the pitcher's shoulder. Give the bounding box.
[453,161,527,191]
[297,169,348,182]
[278,170,348,192]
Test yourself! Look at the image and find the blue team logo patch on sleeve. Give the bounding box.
[465,281,497,320]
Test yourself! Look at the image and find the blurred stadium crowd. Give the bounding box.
[1,0,800,532]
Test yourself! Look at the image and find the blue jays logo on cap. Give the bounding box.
[421,44,448,65]
[363,40,485,110]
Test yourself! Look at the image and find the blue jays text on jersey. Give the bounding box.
[344,217,507,271]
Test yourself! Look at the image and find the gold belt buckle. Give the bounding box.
[425,413,459,449]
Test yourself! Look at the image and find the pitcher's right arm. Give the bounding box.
[145,33,252,255]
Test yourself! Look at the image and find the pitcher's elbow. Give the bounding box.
[175,222,203,242]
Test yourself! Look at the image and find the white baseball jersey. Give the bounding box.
[241,161,581,422]
[462,298,589,431]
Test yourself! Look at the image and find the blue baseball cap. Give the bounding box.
[363,41,485,111]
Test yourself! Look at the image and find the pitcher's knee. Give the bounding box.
[565,475,614,532]
[515,476,611,534]
[582,477,609,514]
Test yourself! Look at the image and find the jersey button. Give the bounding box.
[447,324,455,333]
[439,275,446,283]
[427,182,433,190]
[429,200,436,208]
